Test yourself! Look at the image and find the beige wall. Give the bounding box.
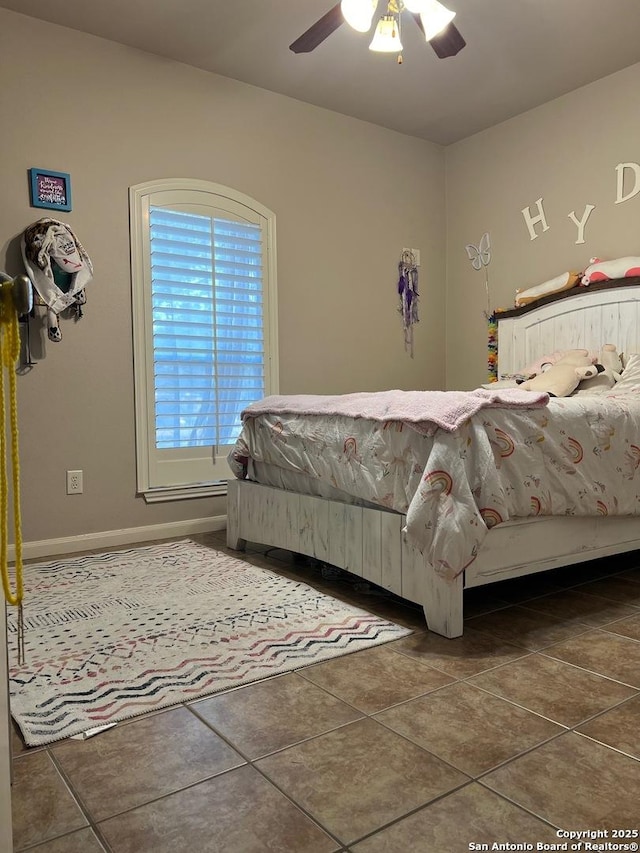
[0,9,446,545]
[445,62,640,390]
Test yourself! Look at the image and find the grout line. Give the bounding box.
[342,778,475,847]
[475,779,565,830]
[188,697,476,847]
[45,749,112,852]
[187,697,365,761]
[571,728,640,764]
[537,646,640,689]
[458,680,571,731]
[183,709,349,848]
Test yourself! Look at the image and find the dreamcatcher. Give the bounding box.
[397,249,419,357]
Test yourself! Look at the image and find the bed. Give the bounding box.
[226,279,640,638]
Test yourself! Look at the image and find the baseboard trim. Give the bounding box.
[8,515,227,562]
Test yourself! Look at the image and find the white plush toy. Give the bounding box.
[573,344,621,395]
[518,349,570,379]
[599,343,623,376]
[520,350,600,397]
[515,271,580,307]
[581,257,640,286]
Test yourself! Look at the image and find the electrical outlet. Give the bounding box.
[66,470,83,495]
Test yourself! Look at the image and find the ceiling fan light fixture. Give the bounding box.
[369,15,403,52]
[341,0,378,33]
[419,0,456,41]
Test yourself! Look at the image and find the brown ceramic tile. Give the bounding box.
[11,750,87,850]
[192,672,363,757]
[351,782,558,852]
[468,654,636,726]
[551,555,634,585]
[602,612,640,641]
[520,587,639,627]
[15,534,640,852]
[542,629,640,687]
[375,682,562,776]
[11,718,43,756]
[298,644,454,713]
[466,604,591,650]
[350,597,427,631]
[26,827,106,852]
[488,573,567,603]
[483,732,640,829]
[51,706,244,821]
[201,529,227,545]
[462,589,510,619]
[576,695,640,759]
[388,627,528,678]
[256,717,468,844]
[98,764,337,853]
[576,575,640,606]
[618,566,640,584]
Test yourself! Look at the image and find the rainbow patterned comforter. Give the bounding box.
[229,394,640,580]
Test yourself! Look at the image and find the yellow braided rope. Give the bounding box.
[0,279,23,608]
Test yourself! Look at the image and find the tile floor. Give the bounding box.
[9,532,640,852]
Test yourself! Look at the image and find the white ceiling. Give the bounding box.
[4,0,640,144]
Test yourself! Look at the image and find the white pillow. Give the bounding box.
[606,353,640,394]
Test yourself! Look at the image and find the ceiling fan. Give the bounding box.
[290,0,466,61]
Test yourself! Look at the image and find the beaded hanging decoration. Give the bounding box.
[397,250,419,357]
[487,311,498,382]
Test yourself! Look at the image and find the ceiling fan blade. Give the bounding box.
[429,22,466,58]
[289,3,345,53]
[411,13,466,59]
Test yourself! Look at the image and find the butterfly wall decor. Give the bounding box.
[465,232,492,317]
[465,232,491,270]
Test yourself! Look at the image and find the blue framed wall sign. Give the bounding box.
[28,168,72,212]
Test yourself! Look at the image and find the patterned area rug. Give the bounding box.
[8,540,410,746]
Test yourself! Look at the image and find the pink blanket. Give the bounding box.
[242,388,549,435]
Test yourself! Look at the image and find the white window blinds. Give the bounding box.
[149,207,265,450]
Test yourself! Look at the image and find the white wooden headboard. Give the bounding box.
[497,283,640,376]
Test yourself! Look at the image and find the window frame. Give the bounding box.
[129,178,278,502]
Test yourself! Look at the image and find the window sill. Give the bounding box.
[141,481,229,503]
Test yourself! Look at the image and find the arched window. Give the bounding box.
[129,179,278,501]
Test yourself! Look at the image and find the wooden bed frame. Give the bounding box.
[227,281,640,638]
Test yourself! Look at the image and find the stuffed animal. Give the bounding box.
[515,271,580,307]
[599,343,623,376]
[574,344,622,395]
[581,257,640,286]
[520,350,600,397]
[518,349,571,379]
